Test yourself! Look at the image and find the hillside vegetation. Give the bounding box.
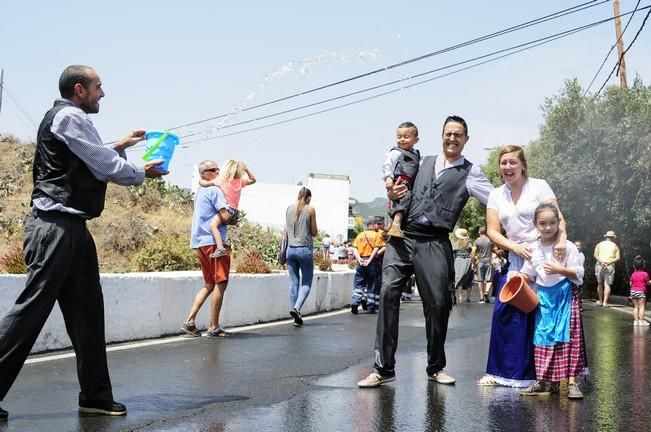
[0,134,289,274]
[0,134,195,272]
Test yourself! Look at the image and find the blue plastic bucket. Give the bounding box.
[143,130,180,172]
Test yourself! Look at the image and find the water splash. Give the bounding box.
[185,49,382,140]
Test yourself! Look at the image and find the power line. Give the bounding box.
[117,1,611,149]
[174,19,614,147]
[126,5,636,152]
[584,0,641,95]
[594,5,651,96]
[3,87,39,131]
[165,0,608,132]
[190,20,609,136]
[127,5,635,151]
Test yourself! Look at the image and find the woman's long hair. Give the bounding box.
[295,187,312,221]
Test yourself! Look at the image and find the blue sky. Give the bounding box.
[1,1,650,201]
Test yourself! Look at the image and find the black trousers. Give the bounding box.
[0,211,113,403]
[374,235,453,376]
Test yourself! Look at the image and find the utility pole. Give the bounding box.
[0,69,4,116]
[613,0,628,89]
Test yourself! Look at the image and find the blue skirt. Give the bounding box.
[485,256,536,385]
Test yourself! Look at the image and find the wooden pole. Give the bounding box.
[613,0,628,89]
[0,69,4,116]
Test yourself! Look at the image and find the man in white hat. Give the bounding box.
[593,230,620,307]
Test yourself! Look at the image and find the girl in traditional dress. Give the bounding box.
[519,203,587,399]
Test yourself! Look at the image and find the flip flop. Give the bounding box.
[215,328,230,337]
[206,327,231,338]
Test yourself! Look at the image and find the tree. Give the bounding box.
[526,78,651,294]
[456,148,502,240]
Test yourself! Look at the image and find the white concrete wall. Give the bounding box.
[0,271,354,354]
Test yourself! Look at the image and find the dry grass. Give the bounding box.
[0,135,34,257]
[0,134,194,273]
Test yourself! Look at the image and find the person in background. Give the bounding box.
[372,217,388,304]
[347,242,355,262]
[383,122,421,238]
[472,227,494,304]
[321,233,332,259]
[351,218,385,314]
[0,65,166,419]
[337,242,348,262]
[630,255,650,326]
[593,230,620,307]
[574,240,586,311]
[519,203,587,399]
[285,187,318,327]
[329,243,337,261]
[181,160,233,339]
[453,228,474,303]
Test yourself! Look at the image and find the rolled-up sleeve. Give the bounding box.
[466,165,494,205]
[382,150,397,180]
[51,106,145,186]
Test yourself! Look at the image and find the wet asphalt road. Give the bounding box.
[0,300,650,432]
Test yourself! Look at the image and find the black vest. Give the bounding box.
[391,146,420,179]
[405,155,472,236]
[31,101,107,218]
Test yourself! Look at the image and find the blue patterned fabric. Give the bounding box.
[533,279,572,346]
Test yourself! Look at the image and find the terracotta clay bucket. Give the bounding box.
[499,275,539,313]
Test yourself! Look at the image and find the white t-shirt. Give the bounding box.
[520,240,584,287]
[487,178,556,244]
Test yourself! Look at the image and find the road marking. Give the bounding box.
[25,308,350,365]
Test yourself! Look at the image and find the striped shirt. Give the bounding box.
[33,99,145,215]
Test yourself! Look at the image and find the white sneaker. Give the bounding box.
[634,320,640,326]
[595,301,602,306]
[639,320,650,327]
[428,370,456,384]
[357,373,395,388]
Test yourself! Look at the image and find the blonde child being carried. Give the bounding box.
[199,160,256,258]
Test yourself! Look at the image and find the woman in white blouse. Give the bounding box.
[477,145,567,387]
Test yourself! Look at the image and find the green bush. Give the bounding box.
[229,219,281,264]
[127,178,194,212]
[0,242,27,274]
[133,234,199,272]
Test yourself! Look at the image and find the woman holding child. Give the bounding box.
[478,145,569,388]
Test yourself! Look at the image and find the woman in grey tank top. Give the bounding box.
[286,187,318,326]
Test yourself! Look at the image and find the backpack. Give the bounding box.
[278,229,289,265]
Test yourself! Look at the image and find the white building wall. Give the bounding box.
[306,175,350,243]
[238,175,350,242]
[238,183,301,231]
